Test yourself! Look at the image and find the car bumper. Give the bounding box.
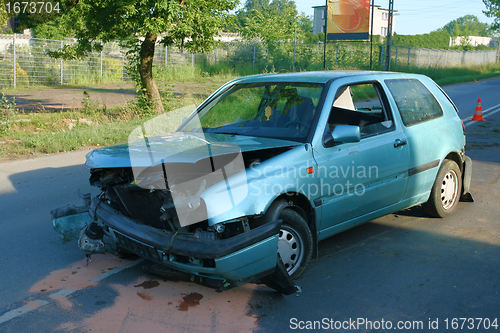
[92,199,281,282]
[462,155,472,194]
[460,155,473,202]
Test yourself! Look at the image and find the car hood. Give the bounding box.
[85,132,302,168]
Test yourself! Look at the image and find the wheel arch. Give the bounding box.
[443,151,463,172]
[266,192,319,257]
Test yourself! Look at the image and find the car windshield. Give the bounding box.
[181,82,325,142]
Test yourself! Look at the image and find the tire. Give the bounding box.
[278,208,313,278]
[423,159,462,218]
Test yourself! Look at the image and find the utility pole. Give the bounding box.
[385,0,394,71]
[369,0,375,69]
[293,24,296,71]
[323,0,328,70]
[496,31,500,63]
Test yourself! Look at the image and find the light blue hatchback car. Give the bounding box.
[54,71,472,293]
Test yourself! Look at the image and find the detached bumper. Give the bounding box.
[93,200,281,282]
[462,155,472,194]
[461,155,473,202]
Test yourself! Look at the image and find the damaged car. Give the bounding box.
[52,71,472,293]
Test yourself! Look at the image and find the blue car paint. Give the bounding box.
[201,144,319,225]
[164,236,278,281]
[84,71,467,282]
[85,132,301,168]
[382,75,465,201]
[311,75,411,232]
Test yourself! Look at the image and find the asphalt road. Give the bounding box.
[1,78,499,332]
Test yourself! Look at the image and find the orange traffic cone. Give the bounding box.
[471,98,485,121]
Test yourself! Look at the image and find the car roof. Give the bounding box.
[231,71,426,85]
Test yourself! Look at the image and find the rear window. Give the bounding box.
[385,79,443,126]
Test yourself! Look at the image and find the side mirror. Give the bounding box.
[330,125,360,145]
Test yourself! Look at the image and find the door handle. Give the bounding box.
[394,139,407,148]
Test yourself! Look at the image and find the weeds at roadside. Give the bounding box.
[0,94,17,135]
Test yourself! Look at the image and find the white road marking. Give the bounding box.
[0,300,49,324]
[48,289,76,299]
[0,259,142,326]
[482,106,500,118]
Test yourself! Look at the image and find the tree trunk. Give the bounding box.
[139,32,164,113]
[496,34,500,63]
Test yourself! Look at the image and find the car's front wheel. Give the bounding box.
[424,159,462,218]
[277,208,313,279]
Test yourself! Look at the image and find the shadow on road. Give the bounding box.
[0,162,93,311]
[249,217,500,332]
[0,154,498,332]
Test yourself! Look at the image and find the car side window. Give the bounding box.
[385,79,443,126]
[326,82,395,140]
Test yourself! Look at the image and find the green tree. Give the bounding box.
[13,0,72,34]
[437,15,491,37]
[163,0,235,54]
[296,15,322,44]
[1,2,8,28]
[483,0,500,29]
[31,17,75,39]
[237,0,298,46]
[23,0,236,113]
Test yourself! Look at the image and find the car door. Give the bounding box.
[384,78,446,200]
[312,79,410,233]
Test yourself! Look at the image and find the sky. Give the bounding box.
[295,0,495,35]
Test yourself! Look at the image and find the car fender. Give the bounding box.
[201,145,318,225]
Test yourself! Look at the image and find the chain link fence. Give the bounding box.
[0,35,498,89]
[0,37,130,88]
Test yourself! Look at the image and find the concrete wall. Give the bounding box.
[0,34,31,52]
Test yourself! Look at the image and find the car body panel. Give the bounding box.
[202,144,320,225]
[85,132,301,169]
[381,75,465,201]
[311,75,411,230]
[168,236,278,281]
[57,71,469,287]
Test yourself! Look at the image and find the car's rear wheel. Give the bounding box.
[277,208,313,279]
[424,159,462,218]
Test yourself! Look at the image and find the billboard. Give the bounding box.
[327,0,371,41]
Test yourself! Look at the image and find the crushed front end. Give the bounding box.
[52,160,296,293]
[50,131,303,293]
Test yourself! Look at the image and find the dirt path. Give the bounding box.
[4,83,137,111]
[3,79,230,111]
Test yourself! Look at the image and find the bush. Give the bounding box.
[102,56,124,81]
[0,94,17,135]
[393,32,450,49]
[0,62,31,87]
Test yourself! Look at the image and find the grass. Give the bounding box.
[392,63,500,86]
[2,62,500,159]
[0,80,225,159]
[1,104,138,157]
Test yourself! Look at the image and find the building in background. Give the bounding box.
[449,36,496,48]
[313,4,396,37]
